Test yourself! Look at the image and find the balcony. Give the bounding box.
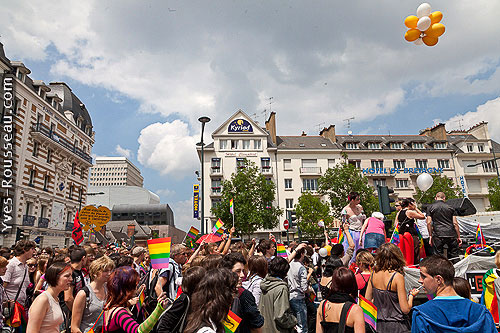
[22,215,36,226]
[210,166,223,176]
[261,166,273,174]
[211,187,222,196]
[300,167,321,175]
[31,123,93,165]
[38,217,49,228]
[301,187,319,194]
[65,221,74,231]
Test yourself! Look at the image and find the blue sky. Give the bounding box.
[2,1,499,231]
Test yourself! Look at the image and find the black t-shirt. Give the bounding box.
[428,200,457,238]
[72,269,85,297]
[398,210,418,236]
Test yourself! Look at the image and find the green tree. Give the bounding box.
[318,160,378,218]
[414,174,462,205]
[211,159,283,236]
[487,178,500,211]
[295,192,333,238]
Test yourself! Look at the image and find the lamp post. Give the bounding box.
[79,191,105,211]
[467,153,500,187]
[198,116,211,235]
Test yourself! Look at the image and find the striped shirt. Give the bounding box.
[107,308,140,333]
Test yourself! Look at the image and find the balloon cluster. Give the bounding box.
[404,3,445,46]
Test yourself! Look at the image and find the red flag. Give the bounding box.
[72,211,84,245]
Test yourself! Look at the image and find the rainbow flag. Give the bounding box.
[337,226,345,244]
[476,224,486,247]
[229,198,234,214]
[215,227,225,237]
[186,226,200,240]
[212,218,224,234]
[277,243,287,258]
[136,287,146,311]
[414,224,426,259]
[358,294,377,330]
[481,268,499,323]
[390,223,400,245]
[147,237,171,269]
[223,310,242,333]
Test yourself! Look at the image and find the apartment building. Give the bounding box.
[89,157,144,187]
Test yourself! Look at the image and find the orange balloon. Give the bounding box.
[405,29,421,42]
[404,15,419,29]
[423,36,439,46]
[425,23,446,38]
[429,11,443,24]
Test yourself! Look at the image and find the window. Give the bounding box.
[416,160,428,169]
[328,159,335,169]
[396,179,409,188]
[219,140,227,150]
[286,199,294,209]
[391,143,403,149]
[80,167,86,179]
[242,140,251,149]
[412,142,425,149]
[467,179,481,193]
[78,189,83,202]
[482,160,495,172]
[47,149,52,163]
[284,179,293,189]
[211,198,221,208]
[254,139,261,150]
[346,142,358,150]
[68,185,73,199]
[40,205,47,218]
[236,158,246,169]
[283,159,292,170]
[17,71,23,81]
[434,142,447,149]
[211,179,221,193]
[348,160,361,168]
[25,202,32,216]
[467,144,473,152]
[393,160,406,169]
[32,141,39,157]
[43,175,49,191]
[437,159,450,169]
[301,159,317,167]
[261,158,271,170]
[231,140,239,150]
[28,170,35,186]
[71,163,76,175]
[373,179,386,187]
[371,160,384,169]
[302,178,318,191]
[368,142,381,149]
[478,144,485,152]
[211,158,221,172]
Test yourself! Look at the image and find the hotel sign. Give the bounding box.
[228,119,253,133]
[193,184,199,219]
[362,167,444,175]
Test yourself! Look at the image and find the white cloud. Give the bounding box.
[137,120,199,177]
[444,97,500,141]
[170,199,198,233]
[114,145,132,159]
[156,189,176,198]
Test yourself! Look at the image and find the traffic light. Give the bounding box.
[377,185,396,215]
[290,211,297,228]
[15,228,30,242]
[15,228,22,242]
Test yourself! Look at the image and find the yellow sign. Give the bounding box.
[79,205,111,232]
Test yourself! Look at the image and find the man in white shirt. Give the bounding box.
[3,239,36,307]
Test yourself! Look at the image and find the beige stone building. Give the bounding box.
[89,156,144,187]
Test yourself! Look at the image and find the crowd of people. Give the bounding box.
[0,191,497,332]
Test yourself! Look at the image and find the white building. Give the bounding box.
[89,156,144,187]
[86,185,160,208]
[198,110,498,234]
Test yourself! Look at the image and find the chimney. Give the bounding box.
[301,131,307,136]
[127,224,135,238]
[467,122,489,140]
[319,125,336,143]
[420,123,447,141]
[265,112,277,145]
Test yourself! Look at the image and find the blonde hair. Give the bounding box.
[356,251,375,269]
[495,250,500,269]
[89,255,115,281]
[0,256,8,268]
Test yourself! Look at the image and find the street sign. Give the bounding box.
[283,220,289,230]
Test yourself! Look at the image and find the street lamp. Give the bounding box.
[198,116,211,235]
[79,191,105,211]
[466,151,500,187]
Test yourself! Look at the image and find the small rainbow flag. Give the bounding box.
[229,198,234,214]
[147,237,171,269]
[212,219,224,234]
[136,287,146,311]
[309,291,316,302]
[337,226,345,244]
[476,224,486,247]
[223,310,242,333]
[481,268,499,322]
[358,294,377,330]
[318,220,325,227]
[414,224,426,259]
[390,223,400,245]
[215,227,225,237]
[277,243,287,258]
[186,226,200,240]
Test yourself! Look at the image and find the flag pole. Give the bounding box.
[232,211,235,228]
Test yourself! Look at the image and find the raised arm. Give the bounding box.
[222,227,235,255]
[248,238,256,257]
[187,240,205,264]
[71,290,87,333]
[287,243,307,263]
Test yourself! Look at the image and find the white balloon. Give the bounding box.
[416,2,432,18]
[414,38,424,45]
[416,173,434,191]
[319,248,328,257]
[417,16,431,31]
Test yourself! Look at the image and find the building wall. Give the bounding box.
[89,157,144,187]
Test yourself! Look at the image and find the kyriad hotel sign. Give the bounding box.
[228,119,253,133]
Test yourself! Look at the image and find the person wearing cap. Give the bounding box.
[359,212,387,250]
[132,246,147,278]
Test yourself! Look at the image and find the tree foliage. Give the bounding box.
[211,159,282,236]
[414,174,462,205]
[487,178,500,211]
[318,160,378,218]
[295,192,333,238]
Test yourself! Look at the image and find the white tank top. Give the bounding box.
[38,292,64,333]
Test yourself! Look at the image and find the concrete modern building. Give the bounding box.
[111,204,174,227]
[89,157,144,187]
[0,43,94,247]
[86,185,160,208]
[198,110,499,234]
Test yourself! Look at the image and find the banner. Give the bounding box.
[193,184,199,219]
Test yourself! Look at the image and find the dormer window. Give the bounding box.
[76,118,82,127]
[38,88,46,99]
[17,71,23,81]
[391,143,403,149]
[346,142,359,150]
[434,142,447,149]
[367,142,381,149]
[412,142,425,149]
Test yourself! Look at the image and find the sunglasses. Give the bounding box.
[28,264,37,268]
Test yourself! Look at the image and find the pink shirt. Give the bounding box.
[365,217,385,235]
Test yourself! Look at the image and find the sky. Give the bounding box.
[1,1,500,232]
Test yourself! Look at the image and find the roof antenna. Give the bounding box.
[316,122,326,134]
[261,109,268,122]
[343,117,355,135]
[457,118,464,131]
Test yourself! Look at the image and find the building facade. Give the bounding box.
[0,43,94,247]
[198,110,498,234]
[89,156,144,187]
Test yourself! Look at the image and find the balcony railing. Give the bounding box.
[31,123,92,164]
[210,166,223,175]
[300,167,321,174]
[22,215,36,226]
[211,187,222,195]
[261,166,273,174]
[301,187,319,193]
[38,217,49,228]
